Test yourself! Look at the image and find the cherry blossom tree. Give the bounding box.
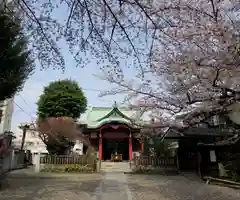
[2,0,240,129]
[37,117,89,154]
[98,0,240,130]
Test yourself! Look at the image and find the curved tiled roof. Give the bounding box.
[78,102,146,129]
[87,117,133,128]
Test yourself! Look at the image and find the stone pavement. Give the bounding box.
[95,172,132,200]
[0,170,103,200]
[1,169,240,200]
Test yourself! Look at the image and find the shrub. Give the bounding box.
[40,164,95,173]
[64,164,94,172]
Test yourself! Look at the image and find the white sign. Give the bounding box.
[210,150,217,162]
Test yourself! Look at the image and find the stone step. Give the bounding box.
[101,168,132,172]
[100,162,132,172]
[101,162,130,167]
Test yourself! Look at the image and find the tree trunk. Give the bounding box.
[20,128,27,151]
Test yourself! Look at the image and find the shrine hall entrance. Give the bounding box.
[102,138,129,161]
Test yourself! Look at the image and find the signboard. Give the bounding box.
[90,132,98,138]
[210,150,217,162]
[168,141,179,149]
[103,132,128,139]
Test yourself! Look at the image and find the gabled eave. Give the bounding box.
[97,107,133,122]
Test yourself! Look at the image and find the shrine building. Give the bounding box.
[78,102,145,161]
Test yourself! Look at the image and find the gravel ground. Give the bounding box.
[0,170,103,200]
[1,169,240,200]
[127,174,240,200]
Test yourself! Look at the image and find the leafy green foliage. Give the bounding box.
[0,10,34,101]
[37,79,87,119]
[41,164,95,173]
[36,79,87,155]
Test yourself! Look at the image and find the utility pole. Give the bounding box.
[19,124,30,151]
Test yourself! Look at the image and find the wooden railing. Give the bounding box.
[39,154,98,172]
[40,155,88,165]
[132,156,177,168]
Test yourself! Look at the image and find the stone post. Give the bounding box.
[34,153,40,172]
[96,160,101,172]
[11,150,15,170]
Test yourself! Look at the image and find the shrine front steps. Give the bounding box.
[100,161,132,172]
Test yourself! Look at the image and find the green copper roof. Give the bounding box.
[78,102,143,128]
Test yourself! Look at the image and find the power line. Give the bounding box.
[14,101,46,137]
[14,101,37,131]
[14,98,84,145]
[18,94,34,113]
[17,88,119,105]
[24,83,107,93]
[13,101,51,147]
[14,101,35,120]
[81,88,105,92]
[15,89,126,122]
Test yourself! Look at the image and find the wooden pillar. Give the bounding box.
[129,133,132,160]
[141,143,144,153]
[139,135,145,154]
[197,151,202,178]
[98,133,102,160]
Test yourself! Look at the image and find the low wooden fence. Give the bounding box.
[40,155,88,165]
[132,156,178,173]
[40,154,97,173]
[133,156,176,166]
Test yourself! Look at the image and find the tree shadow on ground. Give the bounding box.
[0,172,103,200]
[1,172,239,200]
[126,174,239,200]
